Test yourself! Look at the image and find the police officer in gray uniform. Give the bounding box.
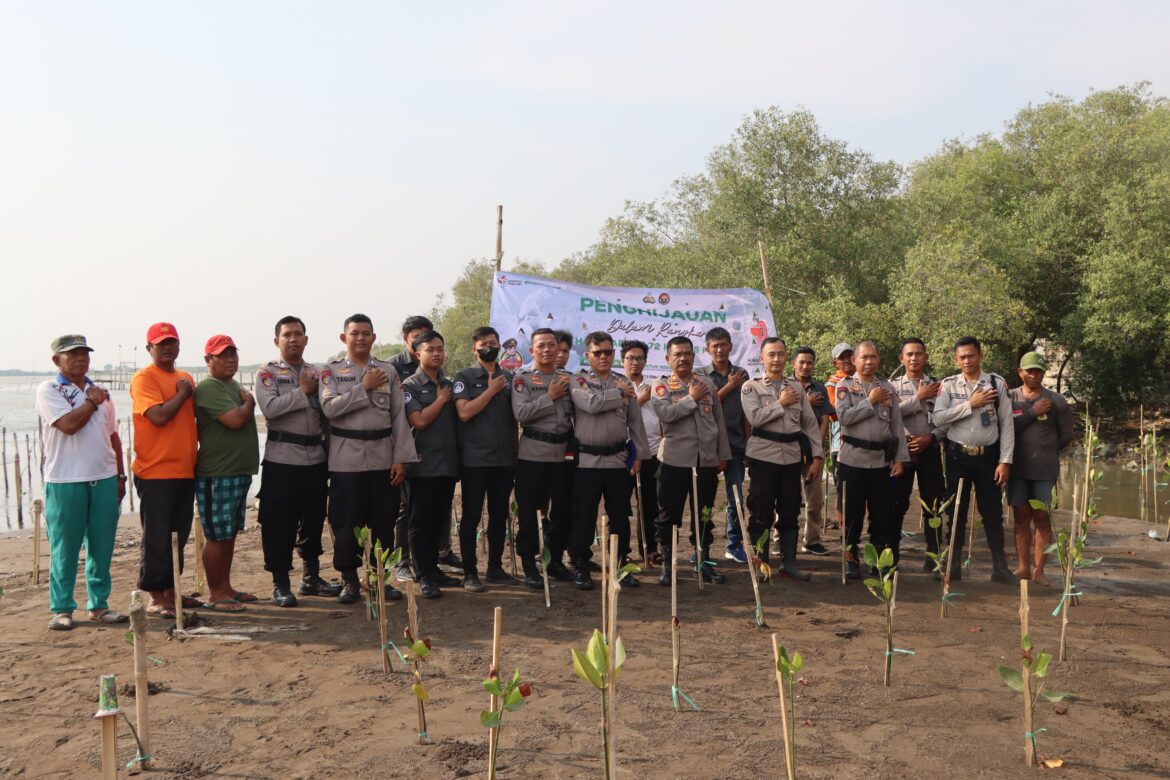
[741,337,825,581]
[320,314,417,604]
[402,330,461,598]
[652,336,731,585]
[931,335,1016,583]
[452,326,519,591]
[570,331,650,590]
[255,316,341,607]
[512,328,577,584]
[834,340,910,578]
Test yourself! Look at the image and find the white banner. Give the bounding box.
[489,272,777,377]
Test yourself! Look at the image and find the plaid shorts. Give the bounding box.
[196,475,252,541]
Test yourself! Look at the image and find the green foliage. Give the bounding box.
[480,668,532,730]
[999,633,1073,760]
[570,629,626,691]
[776,646,804,679]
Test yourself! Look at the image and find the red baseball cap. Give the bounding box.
[204,334,238,356]
[146,322,180,344]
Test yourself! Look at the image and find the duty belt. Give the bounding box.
[331,426,393,441]
[522,428,571,444]
[753,429,803,444]
[842,434,887,451]
[577,440,628,456]
[947,441,997,457]
[267,429,324,447]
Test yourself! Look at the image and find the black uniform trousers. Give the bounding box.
[257,460,328,574]
[625,456,661,554]
[328,470,400,576]
[838,462,897,555]
[746,459,803,547]
[656,463,718,555]
[891,443,946,553]
[408,476,457,581]
[515,459,574,563]
[943,443,1006,554]
[459,465,514,576]
[134,477,195,592]
[572,467,633,565]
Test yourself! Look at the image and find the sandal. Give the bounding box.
[206,599,246,613]
[231,591,258,603]
[89,609,130,624]
[181,595,204,609]
[48,612,74,631]
[147,605,177,619]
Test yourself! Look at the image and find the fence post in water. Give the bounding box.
[14,434,23,529]
[2,426,8,496]
[32,499,43,585]
[25,434,34,497]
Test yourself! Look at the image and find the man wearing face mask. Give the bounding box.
[452,327,520,591]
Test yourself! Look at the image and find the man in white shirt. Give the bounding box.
[35,335,128,630]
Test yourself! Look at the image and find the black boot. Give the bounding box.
[299,558,343,597]
[778,529,811,581]
[946,545,964,582]
[521,559,544,590]
[658,539,673,586]
[699,561,726,584]
[574,561,595,591]
[845,546,861,580]
[990,549,1017,584]
[337,570,361,604]
[272,572,298,607]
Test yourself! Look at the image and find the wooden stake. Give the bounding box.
[1139,407,1146,524]
[1019,579,1036,767]
[2,427,8,497]
[536,510,551,608]
[731,484,766,626]
[487,606,503,780]
[96,674,120,780]
[940,479,964,618]
[840,480,847,585]
[633,473,648,563]
[770,634,796,780]
[598,516,609,639]
[509,494,518,578]
[32,499,43,585]
[129,590,151,768]
[14,437,24,529]
[757,240,773,298]
[883,571,899,687]
[363,529,374,622]
[171,532,184,633]
[494,205,504,271]
[1058,520,1075,662]
[606,534,620,780]
[406,582,430,744]
[670,525,681,710]
[193,509,206,595]
[690,467,703,591]
[376,555,391,674]
[24,434,34,494]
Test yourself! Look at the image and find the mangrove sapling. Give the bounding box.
[668,526,698,712]
[1045,497,1103,663]
[570,628,627,780]
[372,539,403,674]
[536,509,552,608]
[919,494,956,581]
[940,478,967,618]
[355,526,376,622]
[999,580,1071,767]
[770,635,803,780]
[862,544,907,686]
[403,583,434,744]
[482,668,533,780]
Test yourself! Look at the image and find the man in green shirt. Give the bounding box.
[195,335,260,611]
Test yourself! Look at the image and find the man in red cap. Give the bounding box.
[194,335,259,610]
[130,322,198,618]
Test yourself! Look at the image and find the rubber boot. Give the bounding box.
[779,529,810,581]
[521,559,544,590]
[658,538,673,586]
[299,558,343,597]
[845,546,861,580]
[338,569,361,604]
[272,572,298,607]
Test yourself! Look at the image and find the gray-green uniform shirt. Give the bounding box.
[741,376,825,466]
[452,364,515,468]
[835,376,911,469]
[403,368,459,479]
[255,359,326,467]
[931,371,1014,463]
[651,373,731,468]
[319,357,418,472]
[511,368,575,463]
[569,370,650,470]
[890,373,944,441]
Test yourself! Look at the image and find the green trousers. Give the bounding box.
[44,478,121,613]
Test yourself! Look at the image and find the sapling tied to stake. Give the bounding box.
[862,544,907,686]
[919,494,956,582]
[481,668,533,780]
[999,580,1071,767]
[403,582,434,744]
[770,635,803,780]
[570,628,626,780]
[371,539,403,674]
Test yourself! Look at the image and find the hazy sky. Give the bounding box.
[2,1,1166,370]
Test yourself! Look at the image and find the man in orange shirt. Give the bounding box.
[130,322,198,618]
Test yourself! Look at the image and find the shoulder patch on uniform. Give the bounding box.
[453,381,465,394]
[655,384,667,397]
[320,369,331,385]
[743,383,753,394]
[576,376,588,387]
[258,370,274,388]
[514,377,525,392]
[403,392,412,403]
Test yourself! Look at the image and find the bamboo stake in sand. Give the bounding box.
[193,509,206,595]
[731,484,766,627]
[598,516,609,635]
[129,591,151,768]
[536,510,551,608]
[633,473,647,563]
[690,467,703,591]
[670,524,681,710]
[487,606,503,779]
[171,532,184,633]
[605,534,619,780]
[840,481,847,585]
[770,634,796,780]
[1019,579,1035,767]
[94,674,120,780]
[405,582,430,744]
[940,479,965,618]
[32,499,43,585]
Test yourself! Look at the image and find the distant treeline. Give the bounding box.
[430,84,1170,417]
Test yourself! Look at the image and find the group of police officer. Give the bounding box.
[253,311,1028,607]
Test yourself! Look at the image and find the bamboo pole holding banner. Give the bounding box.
[32,499,43,585]
[129,590,152,768]
[757,240,773,299]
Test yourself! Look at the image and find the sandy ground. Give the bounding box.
[1,499,1169,779]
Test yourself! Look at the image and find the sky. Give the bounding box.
[2,1,1167,370]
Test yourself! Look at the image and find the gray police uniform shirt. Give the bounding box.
[1009,387,1074,481]
[651,373,731,468]
[569,370,650,470]
[511,368,575,463]
[835,376,911,469]
[452,364,516,468]
[931,371,1015,463]
[403,368,459,479]
[890,373,944,441]
[319,357,418,472]
[255,359,326,466]
[697,363,747,456]
[741,376,825,466]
